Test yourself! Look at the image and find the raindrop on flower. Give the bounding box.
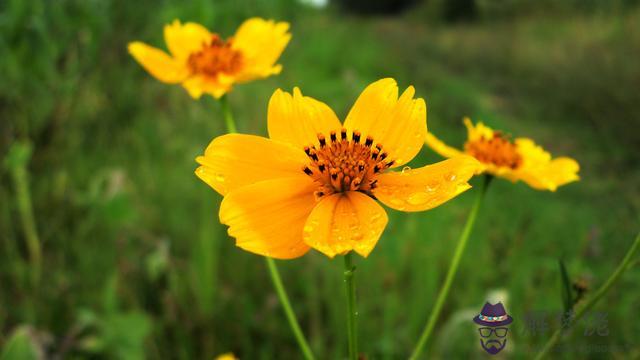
[407,192,431,206]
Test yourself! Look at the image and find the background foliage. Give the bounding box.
[1,0,639,358]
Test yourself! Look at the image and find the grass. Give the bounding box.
[1,0,639,358]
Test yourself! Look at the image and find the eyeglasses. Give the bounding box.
[478,327,508,338]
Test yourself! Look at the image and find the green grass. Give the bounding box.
[1,0,639,358]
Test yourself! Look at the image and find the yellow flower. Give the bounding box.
[195,79,482,259]
[128,18,291,99]
[426,117,580,191]
[215,353,237,360]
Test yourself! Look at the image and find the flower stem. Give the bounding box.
[409,175,492,359]
[5,141,41,287]
[265,257,315,360]
[216,96,313,359]
[344,252,358,360]
[219,95,237,134]
[534,231,640,360]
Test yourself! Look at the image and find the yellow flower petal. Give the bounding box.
[181,75,231,99]
[303,191,388,258]
[219,177,316,259]
[511,138,580,191]
[464,117,494,141]
[374,156,481,212]
[267,87,342,148]
[425,133,466,159]
[128,42,189,83]
[516,157,580,191]
[215,353,237,360]
[232,18,291,82]
[343,78,427,167]
[163,19,212,61]
[195,134,308,196]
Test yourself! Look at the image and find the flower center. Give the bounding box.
[187,35,243,78]
[464,132,521,169]
[302,129,395,200]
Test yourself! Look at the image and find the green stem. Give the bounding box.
[6,142,41,287]
[266,257,315,360]
[344,252,358,360]
[217,97,313,359]
[534,231,640,360]
[409,175,492,359]
[219,95,237,134]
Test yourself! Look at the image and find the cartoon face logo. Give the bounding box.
[473,302,513,355]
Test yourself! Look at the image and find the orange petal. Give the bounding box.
[268,88,342,148]
[195,134,309,196]
[303,192,388,258]
[343,78,427,167]
[232,18,291,82]
[128,42,189,83]
[182,74,232,99]
[219,177,317,259]
[164,20,212,61]
[374,156,481,212]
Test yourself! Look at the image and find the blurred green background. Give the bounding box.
[1,0,639,358]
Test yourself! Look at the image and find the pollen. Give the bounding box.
[187,35,243,78]
[464,132,522,169]
[302,128,394,200]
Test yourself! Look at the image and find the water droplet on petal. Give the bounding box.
[445,172,457,181]
[215,173,225,182]
[407,192,431,206]
[401,166,411,174]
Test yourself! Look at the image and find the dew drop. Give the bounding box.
[445,172,457,182]
[407,192,431,206]
[215,173,225,182]
[401,166,411,174]
[303,224,314,234]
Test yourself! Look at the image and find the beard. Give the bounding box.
[481,339,506,354]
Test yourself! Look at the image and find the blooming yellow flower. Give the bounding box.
[426,117,580,191]
[128,18,291,99]
[215,353,237,360]
[195,79,482,259]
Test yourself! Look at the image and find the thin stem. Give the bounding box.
[409,175,492,360]
[216,96,313,359]
[265,257,315,360]
[6,142,41,287]
[219,95,237,134]
[534,231,640,360]
[343,252,358,360]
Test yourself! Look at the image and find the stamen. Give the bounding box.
[302,129,394,198]
[365,136,373,147]
[465,133,522,169]
[318,134,326,147]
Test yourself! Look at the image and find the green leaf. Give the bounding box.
[0,326,41,360]
[558,259,573,313]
